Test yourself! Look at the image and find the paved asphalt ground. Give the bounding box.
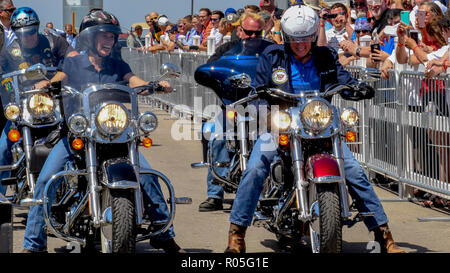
[8,107,450,254]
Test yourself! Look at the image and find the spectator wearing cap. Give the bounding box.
[158,15,176,51]
[127,25,143,48]
[225,8,237,17]
[350,16,372,43]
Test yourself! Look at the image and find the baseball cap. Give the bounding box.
[226,13,239,24]
[158,15,169,26]
[225,8,237,16]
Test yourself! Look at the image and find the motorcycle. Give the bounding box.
[39,64,181,253]
[191,38,273,193]
[0,64,62,205]
[222,70,380,253]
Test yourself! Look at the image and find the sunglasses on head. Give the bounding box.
[241,27,262,36]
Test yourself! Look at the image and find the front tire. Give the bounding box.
[111,190,136,253]
[311,183,342,253]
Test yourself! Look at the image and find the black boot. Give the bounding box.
[198,198,223,212]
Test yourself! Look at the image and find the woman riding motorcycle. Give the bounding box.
[21,10,182,253]
[225,5,404,254]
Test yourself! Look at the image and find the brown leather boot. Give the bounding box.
[224,223,247,253]
[374,224,405,253]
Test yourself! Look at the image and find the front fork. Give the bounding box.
[85,140,145,228]
[22,127,35,194]
[290,135,351,221]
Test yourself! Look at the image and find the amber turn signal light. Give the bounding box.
[8,129,21,142]
[345,131,357,142]
[72,138,84,150]
[226,110,236,120]
[279,134,289,146]
[142,137,153,148]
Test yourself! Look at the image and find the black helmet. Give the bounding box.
[77,10,122,56]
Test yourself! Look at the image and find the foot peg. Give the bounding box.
[190,162,210,169]
[20,198,43,207]
[175,197,192,204]
[252,212,270,227]
[344,212,375,228]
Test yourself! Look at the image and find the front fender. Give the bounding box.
[306,154,343,183]
[103,159,139,189]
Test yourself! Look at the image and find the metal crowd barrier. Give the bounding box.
[122,48,450,205]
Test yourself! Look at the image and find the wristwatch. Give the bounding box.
[356,47,361,57]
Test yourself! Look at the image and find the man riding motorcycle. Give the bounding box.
[198,12,274,212]
[225,5,404,254]
[0,7,71,196]
[21,10,182,253]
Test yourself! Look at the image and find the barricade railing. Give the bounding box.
[122,48,450,203]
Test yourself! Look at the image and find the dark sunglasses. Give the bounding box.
[367,17,375,22]
[241,27,262,36]
[354,2,366,7]
[211,18,219,22]
[22,28,38,37]
[331,11,346,16]
[355,30,371,34]
[2,7,15,12]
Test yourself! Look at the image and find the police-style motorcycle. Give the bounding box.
[191,38,273,193]
[220,70,379,253]
[0,64,62,205]
[40,64,180,253]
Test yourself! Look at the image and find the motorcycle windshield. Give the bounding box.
[194,38,273,105]
[62,84,136,135]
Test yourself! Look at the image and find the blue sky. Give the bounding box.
[13,0,286,31]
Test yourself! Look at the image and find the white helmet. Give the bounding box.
[281,5,319,43]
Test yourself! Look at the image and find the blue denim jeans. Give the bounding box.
[229,133,388,231]
[23,137,175,252]
[205,110,231,200]
[0,121,13,195]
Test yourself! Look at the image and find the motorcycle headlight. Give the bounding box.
[27,93,55,118]
[4,104,20,121]
[301,100,333,132]
[272,111,291,131]
[68,114,88,134]
[96,103,128,136]
[138,112,158,133]
[340,107,359,128]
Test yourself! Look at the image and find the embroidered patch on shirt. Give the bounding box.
[272,68,288,85]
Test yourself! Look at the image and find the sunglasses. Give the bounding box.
[331,11,346,16]
[2,7,15,12]
[367,17,375,22]
[212,18,219,22]
[355,30,371,34]
[241,27,262,36]
[354,2,366,7]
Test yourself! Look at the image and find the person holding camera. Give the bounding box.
[318,3,354,55]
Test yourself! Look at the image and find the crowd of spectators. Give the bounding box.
[124,0,450,209]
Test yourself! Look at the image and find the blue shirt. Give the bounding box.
[185,28,198,46]
[380,36,395,55]
[289,55,320,93]
[62,53,132,91]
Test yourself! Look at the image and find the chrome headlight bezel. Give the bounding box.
[300,99,334,133]
[272,111,292,131]
[95,102,129,137]
[27,92,55,119]
[340,107,359,128]
[4,103,20,121]
[68,114,88,135]
[138,112,158,134]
